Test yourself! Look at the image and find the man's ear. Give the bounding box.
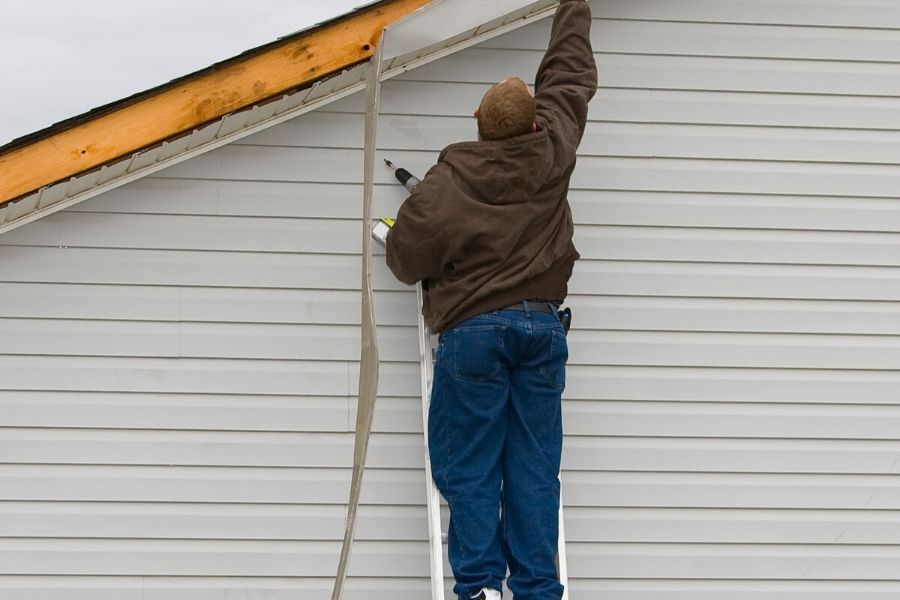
[474,109,481,118]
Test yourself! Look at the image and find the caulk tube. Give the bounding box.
[373,160,421,246]
[396,168,420,192]
[384,159,420,192]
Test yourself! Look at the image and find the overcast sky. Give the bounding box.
[0,0,365,146]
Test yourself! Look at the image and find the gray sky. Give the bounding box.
[0,0,366,146]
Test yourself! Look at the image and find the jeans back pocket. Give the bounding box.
[450,325,505,383]
[538,329,568,391]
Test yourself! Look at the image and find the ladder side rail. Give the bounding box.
[417,282,446,600]
[558,478,569,600]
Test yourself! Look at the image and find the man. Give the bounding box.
[385,1,596,598]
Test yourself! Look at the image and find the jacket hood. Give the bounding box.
[438,128,554,205]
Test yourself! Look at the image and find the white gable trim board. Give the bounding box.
[3,0,900,598]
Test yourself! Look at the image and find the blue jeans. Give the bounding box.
[429,306,567,600]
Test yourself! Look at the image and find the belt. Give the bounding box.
[500,300,557,314]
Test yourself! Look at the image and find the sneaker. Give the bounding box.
[469,589,501,600]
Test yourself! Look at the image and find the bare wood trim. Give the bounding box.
[0,0,431,206]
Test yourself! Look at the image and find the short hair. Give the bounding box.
[477,77,536,141]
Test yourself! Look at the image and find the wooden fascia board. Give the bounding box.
[0,0,431,207]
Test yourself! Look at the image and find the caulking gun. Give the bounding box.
[372,159,420,245]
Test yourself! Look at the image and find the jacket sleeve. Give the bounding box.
[534,0,598,159]
[385,164,450,285]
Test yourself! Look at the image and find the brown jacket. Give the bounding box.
[386,0,597,332]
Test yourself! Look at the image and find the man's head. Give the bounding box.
[475,77,536,141]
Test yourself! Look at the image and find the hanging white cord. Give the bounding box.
[330,37,384,600]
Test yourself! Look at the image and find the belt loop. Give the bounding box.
[523,299,531,317]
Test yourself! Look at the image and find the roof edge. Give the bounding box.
[0,0,432,206]
[0,0,559,238]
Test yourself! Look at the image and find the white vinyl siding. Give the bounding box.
[2,0,900,597]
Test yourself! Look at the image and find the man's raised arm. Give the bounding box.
[534,0,598,159]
